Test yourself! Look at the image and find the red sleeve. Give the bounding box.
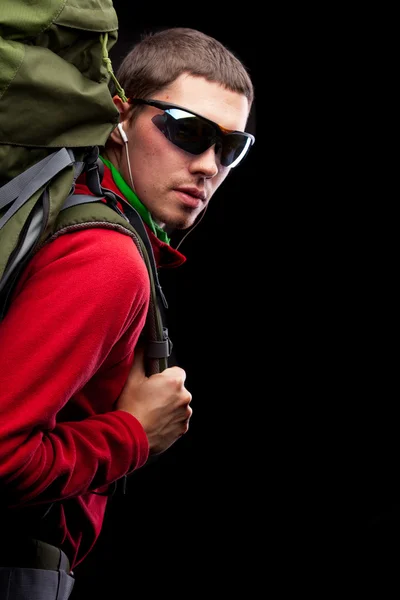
[0,228,150,506]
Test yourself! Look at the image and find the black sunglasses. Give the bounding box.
[129,98,255,168]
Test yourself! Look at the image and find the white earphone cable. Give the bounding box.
[174,204,208,251]
[124,141,136,193]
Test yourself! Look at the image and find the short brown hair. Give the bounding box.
[115,27,254,114]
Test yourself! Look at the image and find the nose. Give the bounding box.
[188,145,220,178]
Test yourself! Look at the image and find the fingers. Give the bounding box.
[178,405,193,436]
[165,365,187,385]
[180,398,193,427]
[177,400,192,419]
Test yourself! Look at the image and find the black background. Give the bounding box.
[69,6,398,597]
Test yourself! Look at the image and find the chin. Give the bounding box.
[162,212,197,231]
[170,218,187,230]
[172,218,197,231]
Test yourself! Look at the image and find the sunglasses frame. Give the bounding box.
[128,98,255,168]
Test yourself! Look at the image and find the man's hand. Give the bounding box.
[116,348,193,455]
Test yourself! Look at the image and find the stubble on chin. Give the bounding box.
[154,204,199,231]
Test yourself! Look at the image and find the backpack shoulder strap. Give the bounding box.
[53,194,172,376]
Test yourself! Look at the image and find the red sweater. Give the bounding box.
[0,165,185,568]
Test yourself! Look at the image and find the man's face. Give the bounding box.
[120,74,250,230]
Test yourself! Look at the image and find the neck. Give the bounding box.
[102,146,122,173]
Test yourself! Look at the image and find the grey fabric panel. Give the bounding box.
[61,193,102,210]
[0,152,56,209]
[1,204,44,286]
[0,567,75,600]
[0,148,73,229]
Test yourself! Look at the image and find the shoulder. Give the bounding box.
[44,227,144,263]
[25,228,150,297]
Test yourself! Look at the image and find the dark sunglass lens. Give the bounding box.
[170,115,215,155]
[152,104,251,167]
[221,134,251,168]
[153,112,213,155]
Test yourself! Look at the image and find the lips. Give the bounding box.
[175,187,206,201]
[174,187,206,210]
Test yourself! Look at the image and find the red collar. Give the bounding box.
[75,166,186,269]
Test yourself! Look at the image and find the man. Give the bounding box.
[0,26,255,599]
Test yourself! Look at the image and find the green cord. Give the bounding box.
[100,33,128,102]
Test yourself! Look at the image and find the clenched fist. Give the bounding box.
[116,348,192,455]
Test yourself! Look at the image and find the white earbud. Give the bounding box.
[117,122,128,144]
[117,122,135,193]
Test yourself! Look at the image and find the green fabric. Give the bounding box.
[0,0,119,185]
[0,0,121,273]
[100,156,171,245]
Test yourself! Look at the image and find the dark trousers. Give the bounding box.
[0,538,74,599]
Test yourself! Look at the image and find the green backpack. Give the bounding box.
[0,0,172,375]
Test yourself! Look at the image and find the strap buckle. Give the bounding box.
[146,328,173,359]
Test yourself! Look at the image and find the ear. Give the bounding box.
[109,94,131,146]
